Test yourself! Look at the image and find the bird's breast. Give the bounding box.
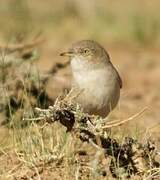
[71,56,109,90]
[72,66,115,104]
[73,69,107,90]
[71,60,120,117]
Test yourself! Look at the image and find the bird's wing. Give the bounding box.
[117,72,122,89]
[107,53,122,89]
[112,64,122,89]
[110,61,123,89]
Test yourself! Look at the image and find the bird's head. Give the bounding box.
[60,40,110,70]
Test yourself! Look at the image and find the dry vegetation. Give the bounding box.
[0,0,160,179]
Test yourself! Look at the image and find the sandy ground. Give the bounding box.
[0,1,159,178]
[0,40,160,179]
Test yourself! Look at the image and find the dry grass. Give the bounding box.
[0,0,160,179]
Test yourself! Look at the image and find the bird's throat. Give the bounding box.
[71,57,108,90]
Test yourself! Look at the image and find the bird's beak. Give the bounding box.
[60,51,74,57]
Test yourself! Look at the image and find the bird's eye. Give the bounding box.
[83,49,90,54]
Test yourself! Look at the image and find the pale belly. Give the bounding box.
[72,67,120,117]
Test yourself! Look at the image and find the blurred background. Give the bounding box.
[0,0,160,140]
[0,1,159,178]
[1,0,160,46]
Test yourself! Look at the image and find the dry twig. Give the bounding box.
[23,96,159,178]
[102,107,148,129]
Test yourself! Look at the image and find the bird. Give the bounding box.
[60,40,122,118]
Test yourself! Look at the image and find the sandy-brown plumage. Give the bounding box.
[60,40,122,118]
